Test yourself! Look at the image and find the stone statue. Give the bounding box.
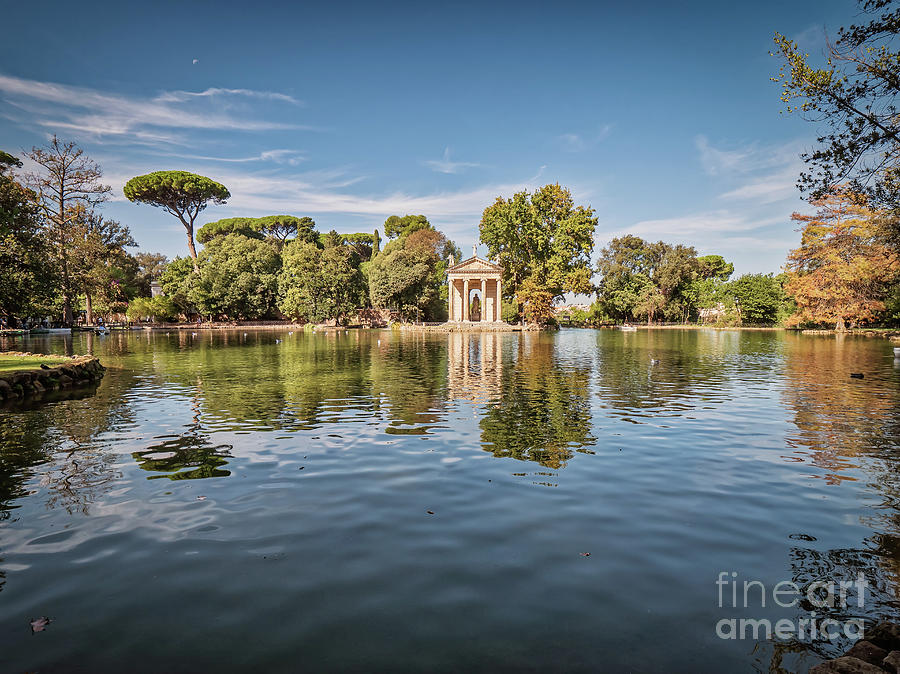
[449,253,455,266]
[472,244,477,258]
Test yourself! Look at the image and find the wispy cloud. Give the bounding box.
[422,147,480,174]
[696,135,807,205]
[158,149,307,166]
[0,73,310,142]
[594,136,810,272]
[557,124,612,153]
[154,87,304,106]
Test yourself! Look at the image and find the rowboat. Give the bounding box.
[618,325,638,332]
[0,329,29,336]
[29,328,72,334]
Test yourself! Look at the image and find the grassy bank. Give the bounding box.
[0,354,71,373]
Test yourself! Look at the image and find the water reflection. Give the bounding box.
[781,335,900,483]
[133,432,232,480]
[479,333,595,469]
[3,329,900,672]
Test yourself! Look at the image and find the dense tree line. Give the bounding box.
[591,236,791,325]
[3,135,898,330]
[157,209,457,324]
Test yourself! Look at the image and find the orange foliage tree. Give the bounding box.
[785,191,899,331]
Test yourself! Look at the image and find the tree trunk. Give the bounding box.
[85,291,93,326]
[186,225,200,273]
[835,318,847,332]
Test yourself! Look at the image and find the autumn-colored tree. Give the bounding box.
[785,191,899,330]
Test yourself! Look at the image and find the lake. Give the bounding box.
[1,328,898,672]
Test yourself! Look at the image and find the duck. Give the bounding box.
[275,339,282,344]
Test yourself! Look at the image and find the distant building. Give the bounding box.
[150,281,163,298]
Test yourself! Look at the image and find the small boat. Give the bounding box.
[0,328,29,336]
[618,324,638,332]
[894,347,900,357]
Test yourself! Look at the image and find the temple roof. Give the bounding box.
[447,256,503,275]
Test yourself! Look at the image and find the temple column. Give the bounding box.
[448,277,454,321]
[480,279,486,322]
[495,278,502,321]
[463,279,470,322]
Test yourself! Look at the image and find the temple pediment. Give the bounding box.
[447,256,503,275]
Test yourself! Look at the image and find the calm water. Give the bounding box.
[1,328,899,672]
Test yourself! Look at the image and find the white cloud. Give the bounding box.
[154,87,303,107]
[0,73,310,142]
[156,148,307,166]
[422,147,480,174]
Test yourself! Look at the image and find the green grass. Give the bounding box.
[0,355,70,373]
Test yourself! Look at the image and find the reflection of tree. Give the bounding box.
[781,334,899,484]
[0,412,55,521]
[131,330,450,433]
[132,433,232,480]
[41,444,121,514]
[132,390,232,480]
[759,334,900,671]
[480,334,594,469]
[0,372,125,516]
[752,537,900,672]
[593,329,765,421]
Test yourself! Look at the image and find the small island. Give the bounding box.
[0,351,105,401]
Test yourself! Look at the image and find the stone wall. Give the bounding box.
[0,353,105,401]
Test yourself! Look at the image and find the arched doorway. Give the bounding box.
[469,290,482,322]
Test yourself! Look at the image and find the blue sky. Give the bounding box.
[0,0,851,274]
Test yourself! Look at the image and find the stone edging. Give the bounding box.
[811,622,900,672]
[0,352,105,401]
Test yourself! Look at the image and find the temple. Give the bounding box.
[446,248,504,323]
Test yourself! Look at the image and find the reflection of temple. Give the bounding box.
[447,332,503,403]
[446,250,503,323]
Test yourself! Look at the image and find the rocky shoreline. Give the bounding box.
[0,352,105,401]
[812,623,900,672]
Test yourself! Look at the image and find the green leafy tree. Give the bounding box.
[190,233,281,320]
[196,217,263,244]
[730,273,788,324]
[278,241,367,323]
[0,151,54,321]
[26,136,111,324]
[368,225,457,321]
[127,295,178,322]
[596,236,716,323]
[134,252,169,296]
[772,1,900,221]
[66,205,138,324]
[158,256,197,315]
[317,229,341,248]
[123,171,230,272]
[697,254,734,281]
[383,214,430,239]
[255,215,311,249]
[479,184,597,323]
